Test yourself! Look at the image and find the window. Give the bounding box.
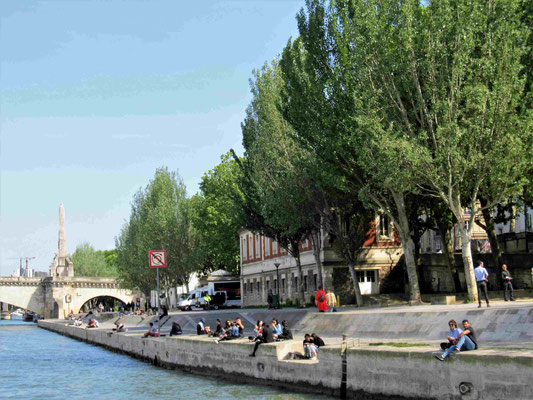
[274,279,278,291]
[249,281,253,294]
[266,280,270,291]
[248,235,253,259]
[273,240,278,255]
[367,270,376,282]
[527,213,533,231]
[265,237,270,256]
[313,274,318,291]
[281,278,286,293]
[304,275,308,292]
[356,271,364,282]
[242,238,247,261]
[379,214,391,238]
[255,235,260,258]
[256,281,260,292]
[302,238,309,248]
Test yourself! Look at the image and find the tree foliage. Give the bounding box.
[277,0,531,302]
[115,167,198,295]
[72,243,118,278]
[191,152,246,274]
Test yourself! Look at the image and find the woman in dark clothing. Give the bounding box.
[212,319,223,337]
[169,322,182,336]
[249,323,273,357]
[311,333,325,348]
[277,320,293,340]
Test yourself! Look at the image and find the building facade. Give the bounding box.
[239,215,403,306]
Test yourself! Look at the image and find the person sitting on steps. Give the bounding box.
[435,319,477,361]
[249,323,273,357]
[169,321,182,336]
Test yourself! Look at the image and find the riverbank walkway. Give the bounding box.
[40,298,533,399]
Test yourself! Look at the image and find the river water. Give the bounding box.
[0,320,329,400]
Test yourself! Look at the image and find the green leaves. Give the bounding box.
[72,243,118,278]
[115,167,196,294]
[191,152,245,274]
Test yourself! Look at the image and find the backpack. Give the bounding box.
[318,292,325,302]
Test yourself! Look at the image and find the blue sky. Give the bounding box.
[0,0,304,275]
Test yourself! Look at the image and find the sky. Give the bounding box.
[0,0,305,276]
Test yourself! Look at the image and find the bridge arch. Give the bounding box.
[73,293,134,313]
[0,277,135,318]
[0,278,45,314]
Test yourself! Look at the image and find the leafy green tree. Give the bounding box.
[191,152,246,274]
[239,61,320,306]
[283,0,531,303]
[115,168,198,296]
[280,1,425,303]
[72,242,118,277]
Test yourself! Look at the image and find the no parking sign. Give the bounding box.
[148,250,167,268]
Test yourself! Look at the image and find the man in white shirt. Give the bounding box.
[474,261,490,308]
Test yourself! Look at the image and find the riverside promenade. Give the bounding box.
[39,300,533,400]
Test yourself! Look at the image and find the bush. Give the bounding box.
[284,298,293,307]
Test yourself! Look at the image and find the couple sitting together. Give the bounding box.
[212,318,245,343]
[303,333,325,360]
[434,319,478,361]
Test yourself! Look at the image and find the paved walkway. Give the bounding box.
[83,298,533,352]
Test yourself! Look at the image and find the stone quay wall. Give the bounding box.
[39,319,532,400]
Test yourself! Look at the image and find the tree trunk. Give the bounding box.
[347,261,363,307]
[413,233,426,293]
[392,192,422,304]
[294,252,306,307]
[458,225,478,302]
[311,230,324,290]
[479,199,504,289]
[437,225,460,292]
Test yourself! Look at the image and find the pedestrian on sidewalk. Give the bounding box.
[315,286,328,312]
[267,289,273,309]
[501,264,515,302]
[326,290,337,312]
[474,261,490,308]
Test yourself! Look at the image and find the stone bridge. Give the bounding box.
[0,276,135,318]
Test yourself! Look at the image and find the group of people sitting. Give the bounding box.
[87,318,99,328]
[434,319,478,361]
[195,316,295,356]
[195,317,246,342]
[303,333,325,360]
[249,319,293,357]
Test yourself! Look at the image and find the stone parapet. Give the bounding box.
[39,320,533,400]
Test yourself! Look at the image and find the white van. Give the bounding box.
[177,281,241,311]
[177,287,206,311]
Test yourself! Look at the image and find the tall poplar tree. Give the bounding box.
[281,0,531,302]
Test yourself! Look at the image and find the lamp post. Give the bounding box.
[274,263,281,309]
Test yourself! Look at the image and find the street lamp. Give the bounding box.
[274,263,281,309]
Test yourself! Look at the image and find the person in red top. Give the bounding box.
[315,286,328,312]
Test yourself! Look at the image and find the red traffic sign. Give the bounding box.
[149,250,167,268]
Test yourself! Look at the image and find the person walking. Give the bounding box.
[326,290,337,312]
[474,261,490,308]
[315,286,328,312]
[501,264,515,302]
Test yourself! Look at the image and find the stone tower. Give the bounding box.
[50,204,74,277]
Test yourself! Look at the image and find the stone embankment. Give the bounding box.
[39,303,533,400]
